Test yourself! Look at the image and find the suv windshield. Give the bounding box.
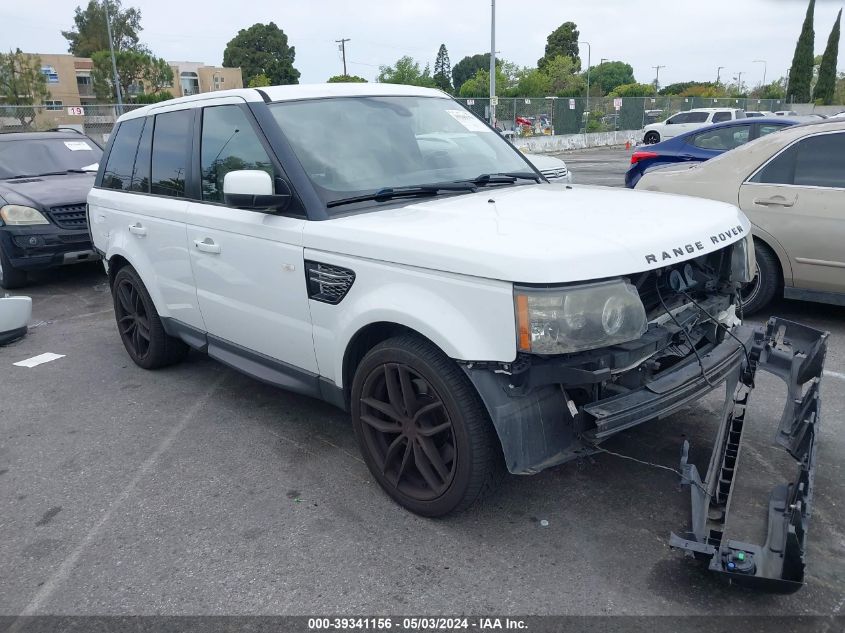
[0,137,103,179]
[268,96,533,208]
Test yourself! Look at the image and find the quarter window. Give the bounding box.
[711,112,732,123]
[200,105,274,203]
[151,110,192,197]
[102,118,145,191]
[758,124,785,138]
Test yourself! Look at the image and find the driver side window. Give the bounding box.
[200,105,274,204]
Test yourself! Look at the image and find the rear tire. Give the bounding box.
[350,334,504,517]
[741,242,780,315]
[643,131,660,145]
[111,265,188,369]
[0,244,28,290]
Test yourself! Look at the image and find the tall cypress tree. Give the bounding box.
[787,0,816,103]
[814,9,841,104]
[433,44,452,93]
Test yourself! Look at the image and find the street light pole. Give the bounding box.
[103,0,122,114]
[652,65,665,93]
[489,0,496,125]
[579,41,591,131]
[716,66,725,85]
[753,59,767,87]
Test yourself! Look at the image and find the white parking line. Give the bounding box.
[825,370,845,381]
[13,353,65,368]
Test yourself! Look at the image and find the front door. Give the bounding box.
[739,130,845,293]
[186,102,318,376]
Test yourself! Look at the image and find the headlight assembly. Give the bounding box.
[731,234,756,284]
[515,279,648,355]
[0,205,50,226]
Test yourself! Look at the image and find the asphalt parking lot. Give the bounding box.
[1,150,844,616]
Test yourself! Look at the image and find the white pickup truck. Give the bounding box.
[88,84,827,591]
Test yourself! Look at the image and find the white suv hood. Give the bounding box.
[304,184,750,284]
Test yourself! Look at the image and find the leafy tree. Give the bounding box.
[680,83,727,98]
[458,67,508,97]
[377,56,435,87]
[0,49,50,127]
[787,0,815,103]
[751,79,787,100]
[248,73,272,87]
[587,61,635,96]
[91,50,172,100]
[609,82,655,98]
[326,74,367,83]
[814,9,841,104]
[452,53,495,92]
[133,90,173,104]
[62,0,145,56]
[658,81,698,96]
[544,55,586,97]
[433,44,452,93]
[512,67,551,97]
[538,22,579,70]
[834,71,845,104]
[223,22,300,86]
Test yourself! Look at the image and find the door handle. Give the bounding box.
[128,223,147,237]
[193,238,221,254]
[753,195,796,208]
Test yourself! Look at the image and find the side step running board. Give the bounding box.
[669,317,828,593]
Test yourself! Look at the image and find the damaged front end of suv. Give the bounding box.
[462,236,828,592]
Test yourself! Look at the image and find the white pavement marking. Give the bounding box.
[13,353,65,368]
[12,373,226,619]
[825,370,845,381]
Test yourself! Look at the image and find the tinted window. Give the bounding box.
[102,118,144,190]
[201,105,274,203]
[752,133,845,188]
[668,113,690,124]
[131,118,152,192]
[759,124,786,138]
[712,112,732,123]
[690,125,751,150]
[151,110,192,197]
[687,112,710,123]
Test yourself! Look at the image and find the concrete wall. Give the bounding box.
[514,130,638,153]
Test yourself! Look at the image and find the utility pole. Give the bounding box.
[104,0,122,114]
[335,38,350,76]
[736,71,744,93]
[489,0,496,126]
[579,41,591,132]
[752,59,767,87]
[716,66,725,85]
[652,65,665,93]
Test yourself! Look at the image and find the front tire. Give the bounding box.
[740,242,780,315]
[351,334,503,517]
[643,131,660,145]
[111,265,188,369]
[0,244,28,290]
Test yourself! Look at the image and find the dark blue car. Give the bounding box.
[625,118,798,188]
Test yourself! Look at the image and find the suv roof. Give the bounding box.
[118,83,449,123]
[686,108,742,113]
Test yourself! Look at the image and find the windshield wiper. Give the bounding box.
[471,171,541,185]
[5,169,93,179]
[327,182,478,208]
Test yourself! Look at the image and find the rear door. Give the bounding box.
[685,123,752,159]
[739,130,845,293]
[90,109,205,331]
[185,100,318,376]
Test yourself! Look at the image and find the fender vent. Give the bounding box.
[305,261,355,304]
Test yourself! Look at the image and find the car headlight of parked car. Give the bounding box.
[0,205,50,226]
[731,234,756,284]
[515,279,648,354]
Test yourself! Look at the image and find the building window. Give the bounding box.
[44,100,63,111]
[180,71,199,96]
[76,75,91,85]
[41,66,60,83]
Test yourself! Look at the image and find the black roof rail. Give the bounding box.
[45,127,86,135]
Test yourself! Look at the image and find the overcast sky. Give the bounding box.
[2,0,844,88]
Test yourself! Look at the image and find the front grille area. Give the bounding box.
[48,204,88,230]
[541,167,568,180]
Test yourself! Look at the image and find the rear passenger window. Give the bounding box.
[151,110,192,197]
[131,118,152,192]
[686,112,710,123]
[200,105,274,203]
[759,124,784,138]
[102,118,144,190]
[752,133,845,188]
[712,112,732,123]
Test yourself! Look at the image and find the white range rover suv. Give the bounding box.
[88,84,771,519]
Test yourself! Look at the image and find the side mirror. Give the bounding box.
[223,170,291,212]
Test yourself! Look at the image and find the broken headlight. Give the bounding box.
[515,280,648,355]
[731,234,756,284]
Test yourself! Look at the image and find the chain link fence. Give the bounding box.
[1,97,795,144]
[455,96,789,136]
[0,104,145,144]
